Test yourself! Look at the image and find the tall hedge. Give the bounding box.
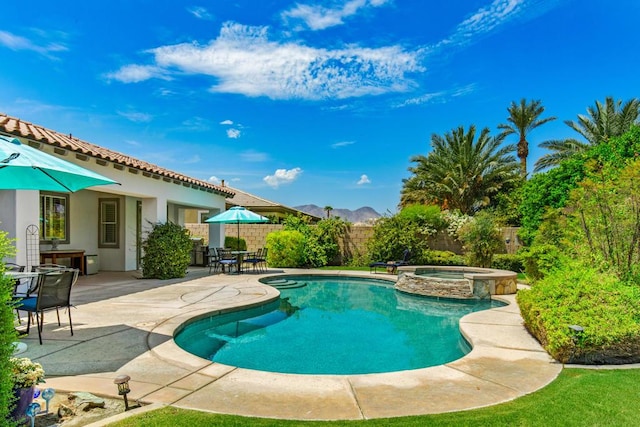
[141,222,192,279]
[0,230,18,424]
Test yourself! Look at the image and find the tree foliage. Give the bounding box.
[498,98,556,177]
[569,159,640,280]
[401,125,520,215]
[141,222,192,279]
[535,97,640,171]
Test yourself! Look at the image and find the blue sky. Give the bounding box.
[1,0,639,214]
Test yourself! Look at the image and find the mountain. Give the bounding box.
[294,204,382,224]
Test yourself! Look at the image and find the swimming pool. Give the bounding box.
[174,275,504,375]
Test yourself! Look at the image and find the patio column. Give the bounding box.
[140,197,167,230]
[0,190,39,266]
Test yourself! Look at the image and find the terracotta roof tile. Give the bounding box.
[0,112,235,197]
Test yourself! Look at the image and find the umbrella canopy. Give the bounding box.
[0,135,119,192]
[205,206,268,250]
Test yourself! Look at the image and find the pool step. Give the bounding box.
[264,279,307,289]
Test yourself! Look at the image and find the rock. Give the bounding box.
[58,402,75,418]
[68,391,106,408]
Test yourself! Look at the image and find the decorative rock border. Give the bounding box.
[396,265,517,300]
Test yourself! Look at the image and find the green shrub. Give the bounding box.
[224,236,246,251]
[521,244,565,281]
[518,263,640,364]
[421,250,466,266]
[141,222,192,279]
[0,230,19,424]
[279,215,349,267]
[491,253,524,272]
[459,211,504,268]
[265,230,306,267]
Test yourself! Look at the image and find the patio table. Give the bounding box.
[40,249,85,275]
[231,250,251,274]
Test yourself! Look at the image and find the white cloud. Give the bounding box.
[264,167,302,188]
[182,116,211,131]
[117,110,153,123]
[0,30,68,59]
[396,83,477,108]
[117,21,421,100]
[331,140,355,148]
[226,128,241,139]
[431,0,549,52]
[208,175,221,184]
[282,0,392,31]
[240,150,268,162]
[187,6,214,21]
[357,174,371,185]
[106,64,170,83]
[219,119,234,125]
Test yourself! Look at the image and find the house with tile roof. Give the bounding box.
[224,186,321,223]
[0,113,234,272]
[184,185,321,224]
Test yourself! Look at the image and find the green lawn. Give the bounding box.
[108,368,640,427]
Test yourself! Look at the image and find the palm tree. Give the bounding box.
[534,96,640,171]
[498,98,556,178]
[401,125,520,215]
[324,206,333,218]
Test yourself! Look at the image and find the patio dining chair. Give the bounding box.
[18,268,79,345]
[258,248,268,273]
[207,247,222,274]
[243,248,263,274]
[217,249,238,274]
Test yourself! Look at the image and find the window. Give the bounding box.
[40,192,69,243]
[99,198,119,248]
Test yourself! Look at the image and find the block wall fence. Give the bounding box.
[185,224,523,258]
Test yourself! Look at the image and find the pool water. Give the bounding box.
[174,275,504,375]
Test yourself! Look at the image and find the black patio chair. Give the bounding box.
[18,268,79,345]
[369,249,411,274]
[207,247,222,274]
[243,248,264,274]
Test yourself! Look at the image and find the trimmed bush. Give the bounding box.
[0,230,19,423]
[141,222,193,279]
[265,230,306,267]
[517,263,640,364]
[224,236,246,251]
[492,253,524,272]
[421,250,466,266]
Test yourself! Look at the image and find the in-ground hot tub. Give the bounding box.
[395,265,517,300]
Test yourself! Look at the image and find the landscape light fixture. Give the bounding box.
[114,374,132,410]
[568,324,585,364]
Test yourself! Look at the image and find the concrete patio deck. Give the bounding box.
[15,267,561,421]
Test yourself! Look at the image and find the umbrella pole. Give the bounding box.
[237,221,240,251]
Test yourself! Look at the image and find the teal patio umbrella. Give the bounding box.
[0,135,119,192]
[205,206,269,250]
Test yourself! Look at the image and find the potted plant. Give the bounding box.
[10,357,45,422]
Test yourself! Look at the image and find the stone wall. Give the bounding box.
[184,223,522,256]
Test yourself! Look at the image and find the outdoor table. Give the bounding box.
[40,249,85,275]
[231,250,251,274]
[5,271,40,295]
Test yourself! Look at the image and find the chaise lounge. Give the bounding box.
[369,249,411,274]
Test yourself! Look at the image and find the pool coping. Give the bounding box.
[32,269,562,421]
